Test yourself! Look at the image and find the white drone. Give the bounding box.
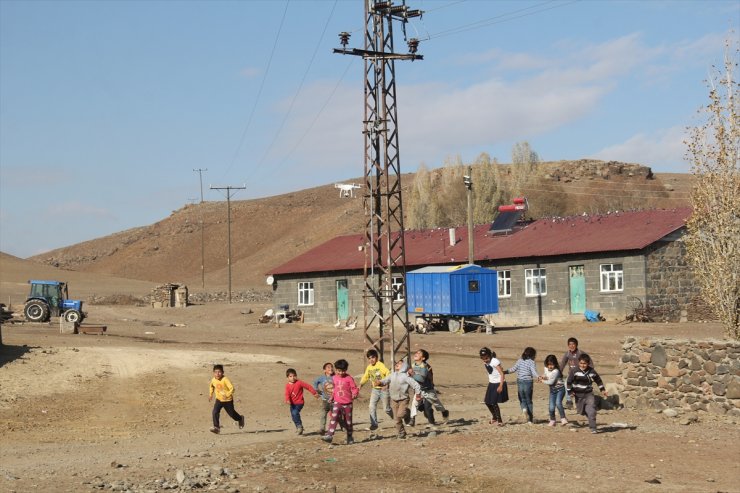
[334,183,361,198]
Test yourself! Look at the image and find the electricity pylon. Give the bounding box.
[334,1,423,367]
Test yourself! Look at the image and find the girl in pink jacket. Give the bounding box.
[322,358,359,444]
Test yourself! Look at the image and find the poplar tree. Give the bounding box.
[684,40,740,339]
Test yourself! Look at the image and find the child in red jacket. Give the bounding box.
[285,368,319,435]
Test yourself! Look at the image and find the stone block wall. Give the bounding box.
[644,234,702,322]
[617,337,740,418]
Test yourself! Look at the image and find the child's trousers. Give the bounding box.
[549,386,566,420]
[517,380,534,422]
[390,398,410,436]
[368,388,391,427]
[575,392,598,430]
[212,400,242,428]
[289,403,304,429]
[409,389,446,420]
[327,402,353,436]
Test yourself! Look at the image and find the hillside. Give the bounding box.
[22,160,693,292]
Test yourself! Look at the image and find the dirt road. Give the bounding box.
[1,303,738,492]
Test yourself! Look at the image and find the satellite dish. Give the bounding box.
[266,276,275,285]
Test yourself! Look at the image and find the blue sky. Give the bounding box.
[1,0,737,258]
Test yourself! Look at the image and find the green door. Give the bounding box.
[569,265,586,314]
[336,280,349,320]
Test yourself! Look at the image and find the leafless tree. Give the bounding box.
[684,38,740,339]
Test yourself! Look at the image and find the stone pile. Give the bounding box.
[187,290,272,304]
[617,337,740,419]
[86,464,239,492]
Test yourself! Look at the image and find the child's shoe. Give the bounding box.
[441,410,450,419]
[296,426,304,435]
[548,420,556,427]
[560,418,569,426]
[386,409,394,418]
[368,423,378,431]
[346,435,355,445]
[238,416,245,429]
[408,417,415,427]
[321,435,333,443]
[209,427,220,434]
[398,432,407,439]
[590,429,599,434]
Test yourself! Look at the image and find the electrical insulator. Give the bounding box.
[407,38,419,54]
[339,32,351,48]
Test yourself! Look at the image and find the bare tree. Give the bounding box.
[684,39,740,339]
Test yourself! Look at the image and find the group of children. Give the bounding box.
[480,337,608,433]
[206,337,608,442]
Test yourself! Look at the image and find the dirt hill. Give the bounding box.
[20,160,693,293]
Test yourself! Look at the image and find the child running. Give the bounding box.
[359,349,392,431]
[408,349,449,426]
[284,368,319,435]
[313,362,335,435]
[560,337,591,409]
[322,358,359,445]
[208,364,245,434]
[540,354,568,426]
[505,347,539,424]
[379,358,421,439]
[479,347,507,426]
[566,353,607,434]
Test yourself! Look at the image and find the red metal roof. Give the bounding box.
[269,208,691,276]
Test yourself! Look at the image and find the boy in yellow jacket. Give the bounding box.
[360,349,393,431]
[208,364,245,434]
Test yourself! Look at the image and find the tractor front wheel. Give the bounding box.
[24,300,50,322]
[63,310,82,324]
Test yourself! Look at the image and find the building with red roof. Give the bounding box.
[268,208,697,326]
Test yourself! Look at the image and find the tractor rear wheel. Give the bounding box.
[24,300,50,322]
[64,310,82,323]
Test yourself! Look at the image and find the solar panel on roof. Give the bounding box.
[489,210,523,234]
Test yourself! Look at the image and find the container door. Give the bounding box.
[569,265,585,314]
[336,280,349,320]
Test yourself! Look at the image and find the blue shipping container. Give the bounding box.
[406,264,499,316]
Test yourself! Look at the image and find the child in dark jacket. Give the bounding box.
[565,353,607,434]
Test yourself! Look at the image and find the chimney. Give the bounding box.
[449,228,456,247]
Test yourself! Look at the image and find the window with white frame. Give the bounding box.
[392,275,404,302]
[600,263,624,292]
[525,268,547,296]
[498,270,511,298]
[298,281,314,306]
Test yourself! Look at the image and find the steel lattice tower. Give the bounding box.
[335,1,422,366]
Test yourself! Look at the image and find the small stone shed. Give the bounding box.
[150,283,188,308]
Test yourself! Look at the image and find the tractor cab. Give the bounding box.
[25,280,84,323]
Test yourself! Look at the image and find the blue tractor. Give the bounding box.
[24,280,85,324]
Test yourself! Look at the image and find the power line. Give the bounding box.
[225,0,291,179]
[272,58,356,175]
[251,0,339,179]
[425,0,579,41]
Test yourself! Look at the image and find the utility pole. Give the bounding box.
[334,1,423,367]
[193,168,208,289]
[193,168,208,203]
[209,184,246,303]
[464,167,474,264]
